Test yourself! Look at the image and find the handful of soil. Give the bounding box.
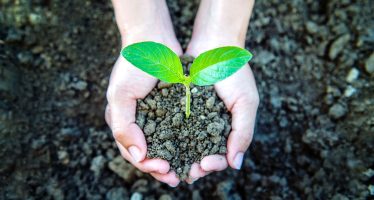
[135,56,231,180]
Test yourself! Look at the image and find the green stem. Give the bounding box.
[184,83,191,118]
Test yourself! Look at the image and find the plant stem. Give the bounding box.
[184,83,191,118]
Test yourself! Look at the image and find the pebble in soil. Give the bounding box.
[136,57,231,180]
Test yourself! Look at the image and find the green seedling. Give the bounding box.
[121,41,252,118]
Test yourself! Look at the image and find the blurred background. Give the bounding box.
[1,0,373,199]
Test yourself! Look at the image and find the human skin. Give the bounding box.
[106,0,182,187]
[185,0,258,184]
[106,0,258,186]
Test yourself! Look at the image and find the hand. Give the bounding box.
[105,42,182,186]
[109,0,184,187]
[183,0,256,183]
[185,39,259,184]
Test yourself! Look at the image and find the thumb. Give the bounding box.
[226,96,258,169]
[214,65,259,170]
[105,95,147,163]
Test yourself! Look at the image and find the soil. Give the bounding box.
[1,0,374,199]
[137,56,230,180]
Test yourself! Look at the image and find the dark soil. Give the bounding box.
[137,57,230,180]
[1,0,374,199]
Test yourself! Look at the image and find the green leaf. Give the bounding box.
[189,46,252,86]
[121,41,185,83]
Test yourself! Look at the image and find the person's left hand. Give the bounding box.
[185,41,259,184]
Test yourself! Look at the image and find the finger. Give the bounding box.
[215,66,259,170]
[200,154,228,172]
[107,100,170,174]
[186,163,207,184]
[227,73,259,169]
[150,171,180,187]
[116,141,170,174]
[106,96,147,163]
[186,155,228,184]
[107,106,145,165]
[226,93,258,170]
[226,105,253,169]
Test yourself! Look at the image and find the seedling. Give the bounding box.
[121,41,252,118]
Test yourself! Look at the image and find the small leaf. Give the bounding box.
[121,41,185,83]
[189,46,252,86]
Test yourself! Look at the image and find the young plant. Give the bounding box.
[121,41,252,118]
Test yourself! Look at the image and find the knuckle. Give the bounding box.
[242,92,260,108]
[236,136,251,151]
[106,84,133,105]
[112,128,124,141]
[230,130,253,151]
[112,122,131,142]
[150,173,161,180]
[139,167,152,174]
[239,131,253,147]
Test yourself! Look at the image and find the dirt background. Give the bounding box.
[1,0,374,199]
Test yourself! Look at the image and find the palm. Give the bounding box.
[214,64,259,165]
[185,46,259,183]
[214,64,258,116]
[110,56,157,100]
[106,43,183,187]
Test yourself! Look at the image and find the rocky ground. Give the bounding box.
[1,0,373,199]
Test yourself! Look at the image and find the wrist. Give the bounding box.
[119,19,176,46]
[189,33,245,48]
[112,0,181,53]
[187,0,254,56]
[113,0,169,35]
[190,23,247,48]
[186,36,244,58]
[121,32,182,56]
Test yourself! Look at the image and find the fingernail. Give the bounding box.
[168,183,178,187]
[128,146,142,163]
[233,152,244,170]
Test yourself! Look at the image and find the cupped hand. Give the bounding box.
[185,40,259,184]
[105,40,183,187]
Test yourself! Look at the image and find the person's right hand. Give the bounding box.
[109,0,184,186]
[105,39,183,187]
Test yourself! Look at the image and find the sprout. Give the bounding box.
[122,41,252,118]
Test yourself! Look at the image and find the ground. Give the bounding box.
[0,0,373,199]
